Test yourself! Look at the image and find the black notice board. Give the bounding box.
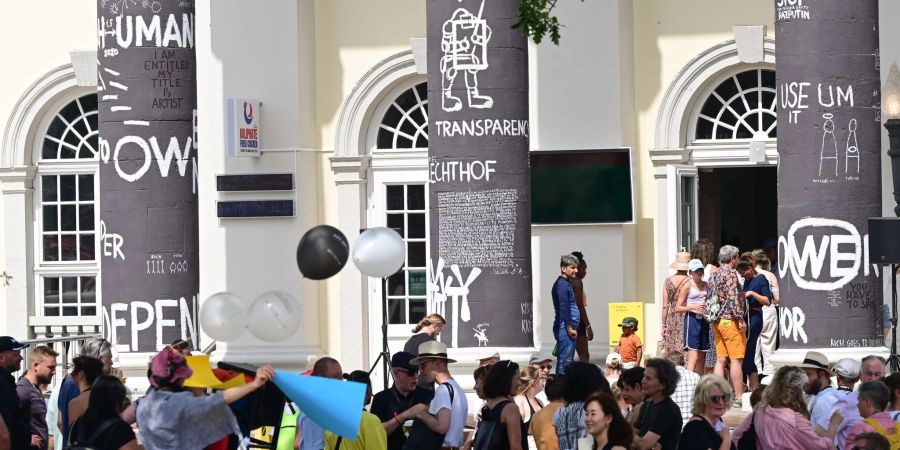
[530,149,634,224]
[217,200,294,218]
[216,174,294,192]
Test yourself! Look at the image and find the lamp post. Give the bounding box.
[885,62,900,216]
[883,62,900,371]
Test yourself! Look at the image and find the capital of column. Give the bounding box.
[330,155,371,185]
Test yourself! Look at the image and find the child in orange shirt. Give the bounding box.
[615,317,643,369]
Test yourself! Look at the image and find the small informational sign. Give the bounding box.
[608,302,644,349]
[225,98,261,157]
[217,200,293,218]
[216,174,294,192]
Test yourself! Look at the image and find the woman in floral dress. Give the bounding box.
[659,251,691,357]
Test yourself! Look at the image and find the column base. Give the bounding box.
[771,346,890,368]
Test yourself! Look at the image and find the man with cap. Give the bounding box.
[800,351,837,427]
[529,353,553,381]
[402,341,468,450]
[0,336,29,450]
[371,351,432,450]
[822,355,887,449]
[833,358,861,393]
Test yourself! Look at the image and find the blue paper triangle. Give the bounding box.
[272,370,365,439]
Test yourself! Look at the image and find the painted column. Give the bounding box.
[426,0,532,348]
[97,0,198,354]
[775,0,882,350]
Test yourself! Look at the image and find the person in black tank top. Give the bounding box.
[473,361,526,450]
[514,366,545,442]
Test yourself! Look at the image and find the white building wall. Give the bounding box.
[528,0,637,357]
[195,0,324,370]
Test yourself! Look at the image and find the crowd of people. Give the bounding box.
[0,241,897,450]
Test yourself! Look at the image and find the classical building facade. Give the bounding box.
[2,0,899,401]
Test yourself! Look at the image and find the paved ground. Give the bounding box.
[723,405,752,429]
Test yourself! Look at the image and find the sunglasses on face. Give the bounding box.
[398,369,419,377]
[539,365,552,370]
[709,394,733,404]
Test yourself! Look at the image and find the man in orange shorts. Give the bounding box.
[709,245,746,408]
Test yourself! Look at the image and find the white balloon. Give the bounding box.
[352,227,405,278]
[199,292,247,341]
[247,290,303,342]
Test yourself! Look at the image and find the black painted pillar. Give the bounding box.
[97,0,198,353]
[775,0,883,349]
[426,0,532,348]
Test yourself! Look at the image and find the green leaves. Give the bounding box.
[512,0,581,45]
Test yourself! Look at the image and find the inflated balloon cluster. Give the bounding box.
[199,225,405,342]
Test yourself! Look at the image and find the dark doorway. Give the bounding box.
[698,167,778,254]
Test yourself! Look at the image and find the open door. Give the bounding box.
[667,165,699,253]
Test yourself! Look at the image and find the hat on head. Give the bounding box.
[410,341,457,364]
[529,353,553,366]
[688,259,704,273]
[0,336,28,353]
[618,317,638,328]
[391,351,419,372]
[149,347,193,388]
[606,352,622,366]
[797,351,829,371]
[670,251,691,271]
[477,351,500,363]
[833,358,860,379]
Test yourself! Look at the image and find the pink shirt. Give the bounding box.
[733,406,833,450]
[846,411,897,450]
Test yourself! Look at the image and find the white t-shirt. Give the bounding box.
[429,379,469,447]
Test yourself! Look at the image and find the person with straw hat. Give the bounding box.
[660,251,691,358]
[402,341,468,450]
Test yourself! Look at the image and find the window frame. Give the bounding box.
[366,77,430,338]
[689,65,778,146]
[31,93,101,321]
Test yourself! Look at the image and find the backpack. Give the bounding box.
[65,418,118,450]
[704,273,723,323]
[736,411,757,450]
[402,382,455,450]
[472,400,513,450]
[863,419,900,450]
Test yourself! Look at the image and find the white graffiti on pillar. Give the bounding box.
[101,295,196,352]
[428,257,481,347]
[777,217,879,291]
[440,0,493,112]
[473,323,489,346]
[99,220,125,260]
[780,305,808,343]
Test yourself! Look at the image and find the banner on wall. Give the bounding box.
[775,0,883,349]
[426,0,532,348]
[607,302,644,349]
[97,0,199,353]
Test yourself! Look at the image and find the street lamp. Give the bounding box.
[882,62,900,371]
[884,62,900,216]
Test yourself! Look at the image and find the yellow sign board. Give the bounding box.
[608,302,644,349]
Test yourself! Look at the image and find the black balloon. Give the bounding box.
[297,225,349,280]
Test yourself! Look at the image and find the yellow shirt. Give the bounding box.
[325,411,387,450]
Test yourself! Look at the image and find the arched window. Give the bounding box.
[370,81,429,326]
[695,69,777,140]
[35,94,99,317]
[376,83,428,149]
